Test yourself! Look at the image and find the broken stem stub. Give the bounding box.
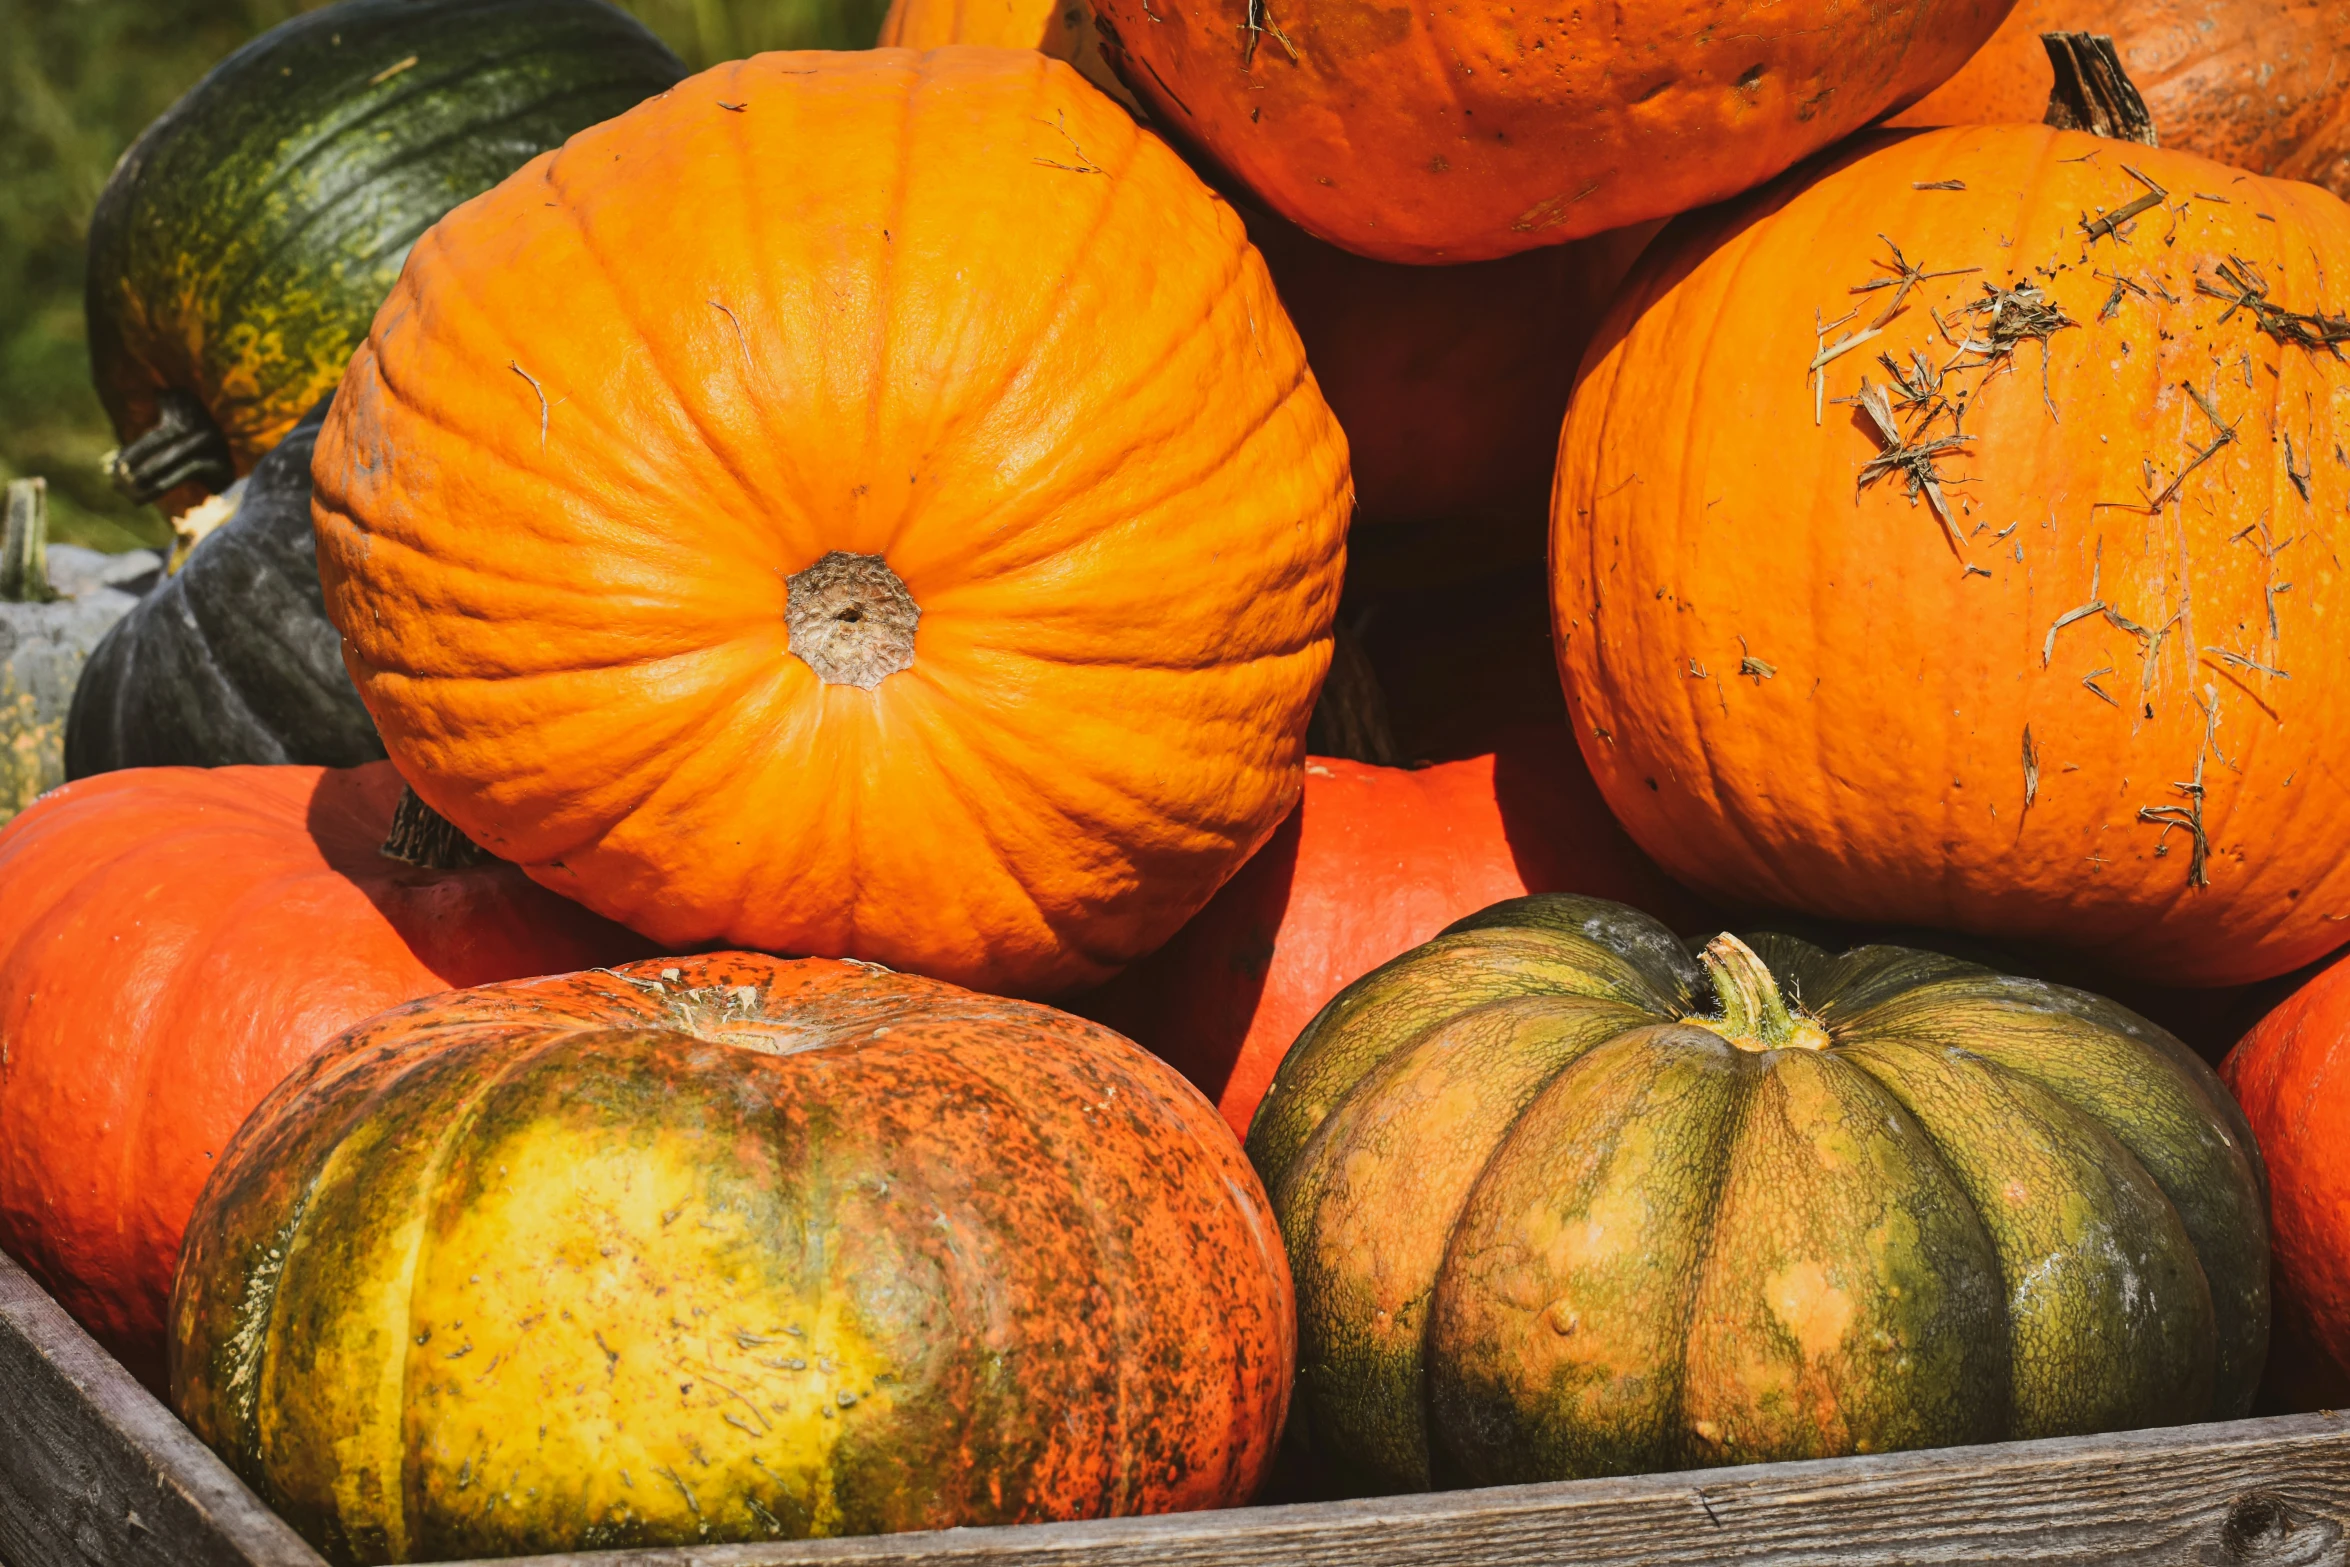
[787,551,921,690]
[1306,617,1400,766]
[2042,33,2159,146]
[2,478,52,604]
[1694,934,1831,1054]
[381,785,495,870]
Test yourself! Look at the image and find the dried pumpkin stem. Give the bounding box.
[1695,934,1830,1054]
[381,786,494,870]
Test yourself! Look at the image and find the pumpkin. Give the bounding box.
[1086,0,2015,262]
[1250,217,1661,598]
[1253,893,2268,1493]
[877,0,1138,108]
[65,400,384,777]
[311,48,1350,998]
[85,0,685,514]
[1894,2,2350,198]
[1079,725,1707,1135]
[0,762,649,1389]
[2221,948,2350,1410]
[172,952,1294,1559]
[1554,123,2350,988]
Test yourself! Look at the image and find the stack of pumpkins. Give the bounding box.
[5,0,2350,1558]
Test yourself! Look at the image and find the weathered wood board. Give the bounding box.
[7,1246,2346,1567]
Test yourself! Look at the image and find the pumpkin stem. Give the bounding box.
[1696,933,1830,1054]
[786,551,921,690]
[106,389,236,506]
[2041,33,2158,146]
[1,479,53,604]
[381,785,494,870]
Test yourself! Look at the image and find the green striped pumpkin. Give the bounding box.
[1250,894,2269,1494]
[86,0,684,509]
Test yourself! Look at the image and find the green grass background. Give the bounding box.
[0,0,890,553]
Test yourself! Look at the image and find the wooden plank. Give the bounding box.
[462,1412,2350,1567]
[0,1247,321,1567]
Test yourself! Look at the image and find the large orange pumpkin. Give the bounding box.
[1078,725,1707,1135]
[2221,949,2350,1409]
[1555,124,2350,987]
[1086,0,2016,261]
[312,49,1350,998]
[1894,2,2350,198]
[173,953,1293,1557]
[0,763,648,1387]
[877,0,1136,107]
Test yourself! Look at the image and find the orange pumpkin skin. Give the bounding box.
[0,763,649,1388]
[1088,0,2016,262]
[878,0,1138,108]
[1555,125,2350,988]
[1078,727,1707,1136]
[172,954,1293,1556]
[1893,1,2350,199]
[2222,951,2350,1407]
[312,49,1350,999]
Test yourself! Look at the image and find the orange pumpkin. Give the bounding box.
[1078,725,1708,1136]
[313,49,1350,998]
[0,763,648,1387]
[1087,0,2016,261]
[1555,124,2350,987]
[877,0,1137,108]
[1894,1,2350,198]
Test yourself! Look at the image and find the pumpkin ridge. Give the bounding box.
[1652,1040,1766,1471]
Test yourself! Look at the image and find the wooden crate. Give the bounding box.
[8,1244,2348,1567]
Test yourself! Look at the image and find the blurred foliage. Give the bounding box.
[0,0,887,552]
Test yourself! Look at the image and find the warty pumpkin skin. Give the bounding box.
[172,953,1295,1562]
[312,48,1350,999]
[1253,894,2267,1493]
[0,762,650,1390]
[1555,125,2350,988]
[85,0,685,513]
[1087,0,2016,262]
[1893,1,2350,198]
[1079,725,1709,1136]
[66,400,383,777]
[2221,949,2350,1409]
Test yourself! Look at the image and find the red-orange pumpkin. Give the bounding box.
[0,763,649,1386]
[2222,948,2350,1409]
[312,48,1349,998]
[173,953,1293,1556]
[1089,0,2017,261]
[1078,726,1707,1134]
[1894,1,2350,198]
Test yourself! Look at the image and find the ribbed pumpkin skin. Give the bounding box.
[85,0,684,501]
[1555,126,2350,987]
[66,401,382,776]
[313,48,1350,999]
[1079,727,1708,1136]
[1252,895,2267,1493]
[1893,0,2350,198]
[1088,0,2015,262]
[172,954,1294,1562]
[0,763,649,1389]
[2221,952,2350,1407]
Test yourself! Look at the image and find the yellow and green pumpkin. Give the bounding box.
[1250,894,2268,1493]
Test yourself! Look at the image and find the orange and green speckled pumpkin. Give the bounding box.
[311,48,1349,998]
[172,953,1294,1561]
[1251,894,2266,1493]
[85,0,684,511]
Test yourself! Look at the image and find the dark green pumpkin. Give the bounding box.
[65,401,384,775]
[86,0,685,509]
[1249,894,2269,1495]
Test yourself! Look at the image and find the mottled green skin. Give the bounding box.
[1247,895,2270,1496]
[173,956,1292,1564]
[85,0,683,488]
